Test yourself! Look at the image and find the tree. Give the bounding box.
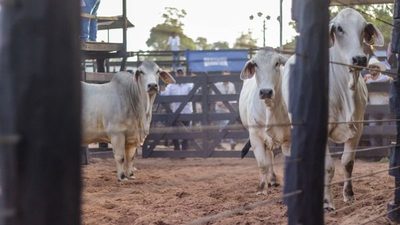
[146,7,196,50]
[195,37,211,50]
[211,41,230,50]
[194,38,230,50]
[233,31,258,49]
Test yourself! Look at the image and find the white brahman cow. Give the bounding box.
[282,8,384,210]
[239,49,290,194]
[81,61,175,181]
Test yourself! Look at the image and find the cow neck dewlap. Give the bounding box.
[329,47,357,124]
[265,95,290,145]
[128,79,146,135]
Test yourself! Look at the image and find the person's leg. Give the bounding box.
[181,121,190,150]
[172,51,179,71]
[172,121,180,150]
[89,0,101,41]
[81,0,94,41]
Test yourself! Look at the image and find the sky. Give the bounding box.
[96,0,296,51]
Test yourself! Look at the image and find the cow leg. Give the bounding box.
[341,134,360,202]
[324,145,336,211]
[250,132,277,195]
[125,144,138,179]
[281,142,291,157]
[266,145,278,187]
[110,134,127,181]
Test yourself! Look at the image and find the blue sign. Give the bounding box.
[185,50,248,73]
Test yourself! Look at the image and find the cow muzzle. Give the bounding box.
[259,88,274,100]
[147,83,159,93]
[348,55,366,90]
[352,56,367,68]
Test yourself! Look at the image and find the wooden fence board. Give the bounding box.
[87,70,396,159]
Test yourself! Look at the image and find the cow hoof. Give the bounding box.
[324,206,335,212]
[343,187,355,203]
[268,174,279,188]
[323,201,336,212]
[118,174,128,181]
[128,172,136,180]
[343,194,354,203]
[268,182,280,188]
[256,190,267,196]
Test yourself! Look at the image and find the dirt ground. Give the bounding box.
[82,154,396,225]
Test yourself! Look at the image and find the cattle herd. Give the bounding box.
[82,8,385,212]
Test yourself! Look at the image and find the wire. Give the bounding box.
[330,186,399,214]
[329,144,399,156]
[329,119,400,125]
[358,204,400,225]
[184,190,302,225]
[271,158,301,167]
[278,49,399,77]
[329,60,399,77]
[83,116,396,137]
[328,165,400,186]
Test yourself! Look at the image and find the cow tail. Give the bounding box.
[241,140,252,159]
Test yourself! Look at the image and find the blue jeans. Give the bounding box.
[81,0,101,41]
[172,51,180,71]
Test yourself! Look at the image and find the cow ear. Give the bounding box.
[279,55,288,65]
[240,60,256,80]
[135,69,141,81]
[364,23,384,47]
[159,70,176,84]
[329,23,336,47]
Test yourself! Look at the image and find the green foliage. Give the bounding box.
[233,31,258,49]
[161,7,187,27]
[194,37,231,50]
[282,37,296,51]
[146,7,195,50]
[211,41,230,50]
[195,37,211,50]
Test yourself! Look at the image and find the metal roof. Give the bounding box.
[97,16,134,30]
[330,0,394,5]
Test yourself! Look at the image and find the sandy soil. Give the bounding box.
[82,154,396,225]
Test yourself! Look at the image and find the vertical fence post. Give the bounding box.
[388,0,400,221]
[388,1,400,219]
[0,3,18,225]
[284,0,329,224]
[2,0,82,224]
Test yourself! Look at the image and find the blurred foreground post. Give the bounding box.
[388,0,400,222]
[284,0,329,224]
[1,0,82,224]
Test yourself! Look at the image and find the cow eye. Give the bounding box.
[337,26,344,33]
[275,62,280,67]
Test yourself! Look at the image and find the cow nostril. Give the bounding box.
[360,57,367,66]
[352,56,367,67]
[148,84,158,89]
[259,89,274,99]
[352,57,358,65]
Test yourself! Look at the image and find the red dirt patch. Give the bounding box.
[82,155,395,225]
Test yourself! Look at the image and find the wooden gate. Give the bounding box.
[142,72,249,158]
